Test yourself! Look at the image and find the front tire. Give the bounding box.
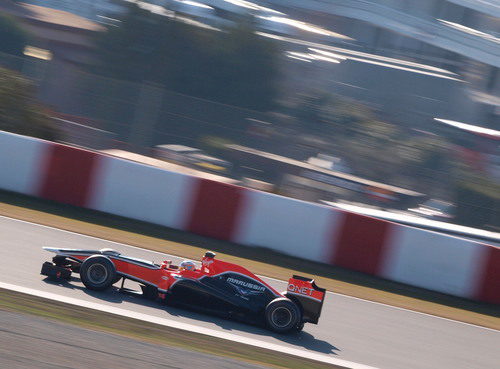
[265,298,301,333]
[80,256,116,291]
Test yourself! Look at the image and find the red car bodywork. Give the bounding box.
[41,247,326,331]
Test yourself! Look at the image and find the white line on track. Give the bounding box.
[0,281,377,369]
[1,215,497,333]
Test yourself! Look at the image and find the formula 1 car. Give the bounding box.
[41,248,325,333]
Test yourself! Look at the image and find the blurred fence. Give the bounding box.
[0,51,498,229]
[0,50,467,154]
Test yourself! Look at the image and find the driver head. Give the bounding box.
[179,260,196,271]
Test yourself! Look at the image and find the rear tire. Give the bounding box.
[265,298,301,333]
[112,275,122,285]
[80,256,116,291]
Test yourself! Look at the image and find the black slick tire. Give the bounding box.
[112,275,122,285]
[80,255,116,291]
[265,298,301,333]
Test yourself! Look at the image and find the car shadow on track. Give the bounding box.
[42,277,339,355]
[159,301,339,354]
[42,277,127,304]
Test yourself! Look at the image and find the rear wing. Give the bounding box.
[286,275,326,324]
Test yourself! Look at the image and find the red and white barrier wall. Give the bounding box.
[1,131,499,304]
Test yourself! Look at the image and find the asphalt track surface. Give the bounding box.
[1,216,498,369]
[0,310,266,369]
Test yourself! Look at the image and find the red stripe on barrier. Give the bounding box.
[38,144,99,207]
[186,179,245,241]
[475,245,500,304]
[330,213,392,275]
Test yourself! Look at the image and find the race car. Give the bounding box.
[41,248,326,333]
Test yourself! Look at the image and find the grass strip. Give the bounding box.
[0,288,340,369]
[0,190,499,330]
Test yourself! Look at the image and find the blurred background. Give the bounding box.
[0,0,498,231]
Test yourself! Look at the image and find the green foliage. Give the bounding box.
[397,136,456,194]
[291,93,379,137]
[287,92,458,192]
[288,93,399,179]
[454,176,500,230]
[200,135,233,156]
[0,13,29,56]
[92,4,280,111]
[0,67,61,141]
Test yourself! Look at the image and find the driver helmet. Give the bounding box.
[179,260,196,271]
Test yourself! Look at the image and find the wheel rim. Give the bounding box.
[87,263,108,284]
[271,307,293,328]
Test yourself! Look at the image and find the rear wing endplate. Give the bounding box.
[286,275,326,324]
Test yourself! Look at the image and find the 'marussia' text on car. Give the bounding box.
[41,248,326,333]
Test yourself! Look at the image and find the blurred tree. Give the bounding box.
[0,67,61,141]
[204,23,280,111]
[290,93,379,137]
[92,4,280,111]
[454,172,500,230]
[286,92,458,190]
[0,13,29,56]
